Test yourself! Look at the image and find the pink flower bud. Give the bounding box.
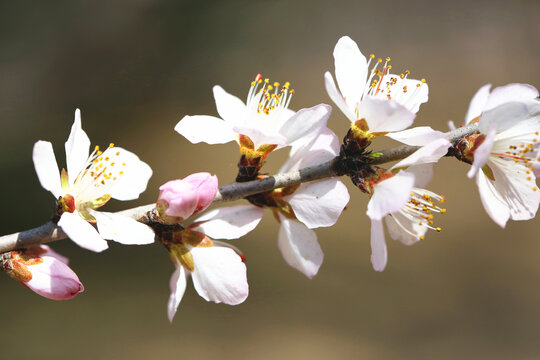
[157,173,218,224]
[1,245,84,300]
[183,172,219,215]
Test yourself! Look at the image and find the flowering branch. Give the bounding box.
[0,123,479,254]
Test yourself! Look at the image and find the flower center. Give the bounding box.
[403,188,446,240]
[68,143,128,205]
[246,73,294,116]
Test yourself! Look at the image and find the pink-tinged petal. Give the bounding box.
[192,205,264,240]
[107,147,152,201]
[484,83,539,113]
[167,266,188,323]
[333,36,367,107]
[448,120,457,131]
[358,96,416,133]
[32,141,62,198]
[467,126,496,178]
[478,102,531,134]
[24,253,84,300]
[367,171,415,220]
[212,85,247,126]
[174,115,237,145]
[370,219,387,272]
[64,109,90,186]
[92,211,155,245]
[387,127,446,146]
[190,246,248,305]
[465,84,491,124]
[324,71,357,122]
[476,171,510,228]
[279,104,332,144]
[41,245,69,264]
[286,178,349,229]
[277,214,323,279]
[392,138,451,170]
[385,212,427,246]
[58,212,109,252]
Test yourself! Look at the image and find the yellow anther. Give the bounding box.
[267,85,273,91]
[94,145,100,152]
[109,143,114,148]
[420,236,425,240]
[97,151,103,156]
[370,54,375,58]
[421,78,426,83]
[119,171,124,175]
[386,57,391,62]
[251,81,256,86]
[105,157,110,161]
[436,227,442,232]
[116,152,120,156]
[377,58,382,63]
[440,208,447,214]
[264,78,269,83]
[274,82,280,87]
[527,177,532,181]
[534,187,538,191]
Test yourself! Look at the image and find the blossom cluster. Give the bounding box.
[2,35,539,322]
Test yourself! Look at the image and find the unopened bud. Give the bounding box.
[157,173,218,224]
[1,246,84,300]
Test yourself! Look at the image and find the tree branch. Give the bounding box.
[0,123,479,253]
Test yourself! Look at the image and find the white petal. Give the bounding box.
[32,141,62,198]
[370,219,387,272]
[406,164,434,189]
[467,126,496,178]
[465,84,491,124]
[385,212,427,246]
[392,138,451,170]
[478,102,531,133]
[175,115,237,145]
[193,205,264,240]
[386,126,446,146]
[167,266,188,323]
[283,128,340,173]
[484,83,539,113]
[107,147,153,201]
[448,120,457,131]
[487,158,540,223]
[277,214,323,279]
[333,36,367,108]
[58,212,109,252]
[93,211,155,245]
[212,85,247,125]
[358,96,416,133]
[476,171,510,228]
[324,71,357,122]
[278,104,332,144]
[190,246,248,305]
[286,178,349,229]
[367,171,415,220]
[232,124,288,149]
[64,109,91,186]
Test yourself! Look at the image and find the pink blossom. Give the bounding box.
[1,245,84,300]
[157,173,218,223]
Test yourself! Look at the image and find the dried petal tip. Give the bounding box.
[1,246,84,300]
[157,173,219,224]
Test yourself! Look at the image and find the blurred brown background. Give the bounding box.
[1,0,539,359]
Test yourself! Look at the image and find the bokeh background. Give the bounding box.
[1,0,539,359]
